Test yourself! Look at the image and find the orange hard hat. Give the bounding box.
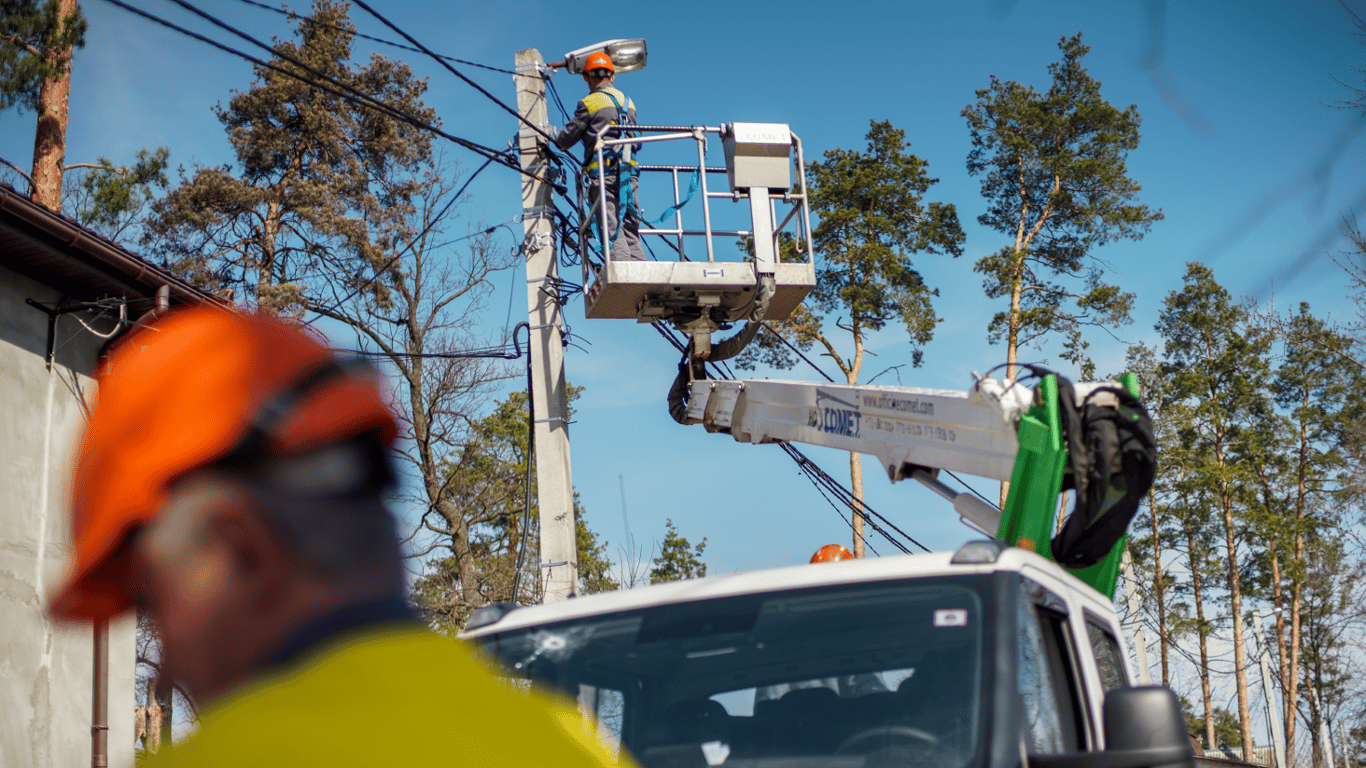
[583,51,615,74]
[810,544,856,563]
[50,305,399,621]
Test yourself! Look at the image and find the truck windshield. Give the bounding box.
[474,576,989,768]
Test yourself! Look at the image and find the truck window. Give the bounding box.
[475,576,990,768]
[1017,584,1084,754]
[1085,619,1128,693]
[578,684,626,755]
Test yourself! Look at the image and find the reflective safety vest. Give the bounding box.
[580,85,636,173]
[141,626,630,767]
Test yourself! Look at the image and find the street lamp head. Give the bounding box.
[560,39,647,75]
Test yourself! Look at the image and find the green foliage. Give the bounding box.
[1183,699,1240,750]
[0,0,86,116]
[649,519,707,584]
[577,512,619,596]
[64,146,170,244]
[143,0,434,312]
[962,33,1161,373]
[1157,262,1274,476]
[737,120,963,376]
[411,386,617,633]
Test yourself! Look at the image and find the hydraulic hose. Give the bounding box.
[666,274,776,424]
[707,274,775,363]
[667,355,706,425]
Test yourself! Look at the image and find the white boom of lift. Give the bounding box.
[681,376,1039,534]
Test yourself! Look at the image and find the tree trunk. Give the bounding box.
[848,317,865,557]
[1186,520,1217,751]
[1288,399,1310,766]
[1000,251,1025,508]
[1272,547,1296,768]
[29,0,77,211]
[156,680,172,751]
[144,693,161,752]
[1219,475,1255,760]
[1149,489,1170,686]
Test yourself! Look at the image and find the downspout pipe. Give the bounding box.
[92,619,108,768]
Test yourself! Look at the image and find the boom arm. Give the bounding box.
[684,373,1141,597]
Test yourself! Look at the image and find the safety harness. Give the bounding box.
[586,87,639,248]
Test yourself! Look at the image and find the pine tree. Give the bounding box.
[962,33,1160,379]
[412,386,619,631]
[1266,303,1358,760]
[736,120,963,555]
[1122,341,1178,686]
[0,0,86,209]
[143,0,433,313]
[649,519,707,584]
[1157,262,1273,758]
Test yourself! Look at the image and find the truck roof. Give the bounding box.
[460,543,1117,637]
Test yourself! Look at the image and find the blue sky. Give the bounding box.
[4,0,1365,577]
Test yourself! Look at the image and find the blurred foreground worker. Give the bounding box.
[50,306,625,767]
[555,50,646,262]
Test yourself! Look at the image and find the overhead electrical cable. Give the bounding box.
[232,0,516,75]
[101,0,538,183]
[304,153,502,326]
[649,321,929,555]
[349,0,565,152]
[156,0,516,167]
[759,321,836,383]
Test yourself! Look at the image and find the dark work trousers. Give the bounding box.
[589,172,646,262]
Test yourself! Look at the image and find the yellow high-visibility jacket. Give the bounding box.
[144,625,627,767]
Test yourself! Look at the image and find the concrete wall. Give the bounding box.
[0,264,135,768]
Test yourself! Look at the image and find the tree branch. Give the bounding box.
[0,157,35,190]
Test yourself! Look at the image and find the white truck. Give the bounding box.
[462,373,1193,768]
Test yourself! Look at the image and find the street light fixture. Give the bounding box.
[551,39,648,74]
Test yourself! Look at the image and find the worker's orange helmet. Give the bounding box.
[50,305,399,622]
[583,51,615,75]
[810,544,856,563]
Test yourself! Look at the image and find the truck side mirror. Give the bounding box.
[1103,687,1195,768]
[1030,687,1194,768]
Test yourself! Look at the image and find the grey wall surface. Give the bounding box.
[0,264,135,768]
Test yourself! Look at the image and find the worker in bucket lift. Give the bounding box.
[49,306,626,767]
[555,50,646,262]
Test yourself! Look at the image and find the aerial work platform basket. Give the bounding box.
[577,123,816,348]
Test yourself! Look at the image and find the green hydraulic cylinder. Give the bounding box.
[994,373,1141,599]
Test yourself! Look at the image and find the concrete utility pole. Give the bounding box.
[514,49,577,603]
[1309,684,1337,768]
[1120,548,1153,685]
[1250,610,1288,768]
[1339,721,1351,768]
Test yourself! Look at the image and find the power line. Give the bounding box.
[304,154,504,326]
[760,321,836,383]
[349,0,566,153]
[159,0,516,167]
[650,321,929,555]
[232,0,516,75]
[101,0,533,182]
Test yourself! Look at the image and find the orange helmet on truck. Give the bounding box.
[809,544,856,563]
[50,306,398,621]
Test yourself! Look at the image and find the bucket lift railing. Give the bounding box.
[577,124,816,292]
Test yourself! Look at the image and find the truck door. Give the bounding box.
[1015,577,1093,757]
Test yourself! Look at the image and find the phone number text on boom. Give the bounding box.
[869,416,956,442]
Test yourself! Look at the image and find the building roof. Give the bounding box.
[0,182,221,309]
